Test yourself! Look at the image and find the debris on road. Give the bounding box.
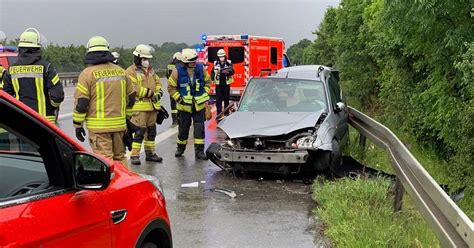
[181,182,199,188]
[209,188,237,199]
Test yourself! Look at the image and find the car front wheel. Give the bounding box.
[141,242,158,248]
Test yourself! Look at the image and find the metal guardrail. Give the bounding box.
[58,72,80,87]
[349,106,474,247]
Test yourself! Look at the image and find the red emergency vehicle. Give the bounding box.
[198,34,290,99]
[0,45,18,71]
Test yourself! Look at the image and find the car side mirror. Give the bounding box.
[73,152,111,190]
[335,102,346,113]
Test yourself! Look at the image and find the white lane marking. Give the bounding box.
[156,126,179,144]
[126,126,179,158]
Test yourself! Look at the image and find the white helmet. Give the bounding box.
[133,44,153,58]
[181,48,198,63]
[217,49,226,57]
[0,31,6,45]
[173,52,181,60]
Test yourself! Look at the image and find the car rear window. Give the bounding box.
[229,47,245,63]
[208,47,224,63]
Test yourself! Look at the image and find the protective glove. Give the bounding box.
[146,88,154,98]
[75,127,86,142]
[152,89,163,103]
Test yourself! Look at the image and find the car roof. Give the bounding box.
[270,65,337,81]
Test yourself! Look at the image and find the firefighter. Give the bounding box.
[168,48,211,160]
[73,36,135,165]
[167,52,181,126]
[211,49,234,121]
[0,64,4,86]
[126,44,163,165]
[2,28,64,123]
[112,52,120,65]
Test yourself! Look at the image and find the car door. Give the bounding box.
[0,97,112,247]
[327,71,348,141]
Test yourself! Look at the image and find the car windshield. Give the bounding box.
[238,78,327,112]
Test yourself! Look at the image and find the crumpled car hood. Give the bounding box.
[218,111,322,139]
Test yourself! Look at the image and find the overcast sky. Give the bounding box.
[0,0,339,48]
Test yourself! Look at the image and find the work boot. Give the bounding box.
[195,145,208,160]
[175,144,186,157]
[130,156,141,165]
[145,151,163,163]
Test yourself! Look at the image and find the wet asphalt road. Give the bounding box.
[57,80,326,248]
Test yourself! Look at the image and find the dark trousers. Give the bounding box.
[177,109,205,146]
[216,83,230,116]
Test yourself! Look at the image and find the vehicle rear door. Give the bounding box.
[269,40,283,72]
[0,97,112,247]
[227,43,246,96]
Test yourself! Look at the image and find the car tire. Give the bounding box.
[329,139,342,171]
[141,242,158,248]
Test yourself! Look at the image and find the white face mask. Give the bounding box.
[219,57,225,62]
[141,59,150,68]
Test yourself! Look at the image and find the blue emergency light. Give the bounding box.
[201,34,208,41]
[195,44,204,52]
[240,34,249,40]
[0,45,17,52]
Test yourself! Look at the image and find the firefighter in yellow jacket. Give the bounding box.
[126,44,163,165]
[168,48,211,160]
[2,28,64,123]
[73,36,135,165]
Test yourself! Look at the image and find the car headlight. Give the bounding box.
[295,136,317,149]
[227,139,240,148]
[139,174,164,195]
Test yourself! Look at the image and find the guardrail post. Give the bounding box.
[393,177,404,212]
[358,133,367,159]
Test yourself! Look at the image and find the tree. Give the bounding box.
[287,38,312,65]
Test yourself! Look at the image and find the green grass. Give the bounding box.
[313,127,473,247]
[313,178,440,247]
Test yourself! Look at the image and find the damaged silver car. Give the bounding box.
[207,65,349,175]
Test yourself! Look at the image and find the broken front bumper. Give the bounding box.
[220,148,309,164]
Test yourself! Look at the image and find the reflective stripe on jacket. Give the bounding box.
[2,61,64,123]
[168,63,211,113]
[126,64,161,112]
[73,63,135,133]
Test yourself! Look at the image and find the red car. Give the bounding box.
[0,91,172,247]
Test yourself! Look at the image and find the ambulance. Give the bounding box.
[198,34,290,99]
[0,31,18,72]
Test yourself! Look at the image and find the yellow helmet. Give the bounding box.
[133,44,153,58]
[86,36,110,52]
[181,48,198,63]
[217,49,226,57]
[18,28,42,48]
